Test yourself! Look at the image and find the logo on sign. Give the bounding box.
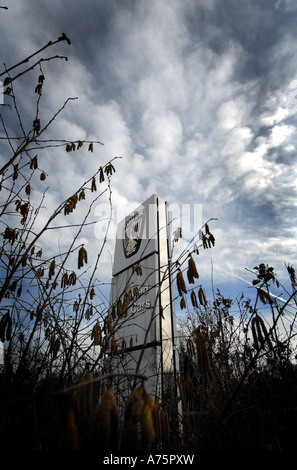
[123,209,145,258]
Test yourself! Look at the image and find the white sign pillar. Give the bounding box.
[108,194,179,406]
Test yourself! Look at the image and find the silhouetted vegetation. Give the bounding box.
[1,15,297,451]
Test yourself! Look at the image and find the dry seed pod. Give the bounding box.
[202,234,208,249]
[60,272,68,288]
[191,290,198,308]
[180,296,186,310]
[208,233,215,247]
[99,166,105,183]
[132,264,142,276]
[121,346,125,361]
[25,184,31,195]
[90,388,118,451]
[30,155,38,170]
[194,330,212,380]
[68,271,76,285]
[104,162,116,176]
[188,256,199,282]
[91,176,97,192]
[123,387,144,449]
[251,315,273,351]
[186,338,195,356]
[187,268,194,284]
[111,335,116,352]
[36,304,42,322]
[259,288,272,305]
[117,299,123,317]
[78,189,85,200]
[252,316,264,350]
[176,271,187,296]
[85,305,93,320]
[140,393,155,450]
[78,246,88,269]
[90,287,95,300]
[91,323,102,346]
[49,335,60,358]
[198,287,207,306]
[48,259,55,280]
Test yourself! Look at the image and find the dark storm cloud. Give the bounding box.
[211,0,296,82]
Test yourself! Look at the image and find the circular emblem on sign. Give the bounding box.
[123,209,145,258]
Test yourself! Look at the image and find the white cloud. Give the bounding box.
[1,0,297,300]
[270,124,294,147]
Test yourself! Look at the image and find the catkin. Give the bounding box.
[191,290,198,308]
[176,271,187,296]
[78,246,88,269]
[68,271,77,285]
[123,388,156,450]
[140,393,155,450]
[194,329,212,380]
[123,387,144,449]
[91,323,102,346]
[48,259,55,280]
[187,256,199,284]
[99,166,105,182]
[49,402,78,450]
[186,338,195,356]
[198,287,207,306]
[91,176,97,192]
[60,272,68,288]
[90,388,118,451]
[251,315,273,351]
[180,296,186,310]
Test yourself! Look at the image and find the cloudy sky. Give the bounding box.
[1,0,297,306]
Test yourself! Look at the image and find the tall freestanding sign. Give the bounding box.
[108,194,179,407]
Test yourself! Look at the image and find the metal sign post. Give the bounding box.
[108,194,180,412]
